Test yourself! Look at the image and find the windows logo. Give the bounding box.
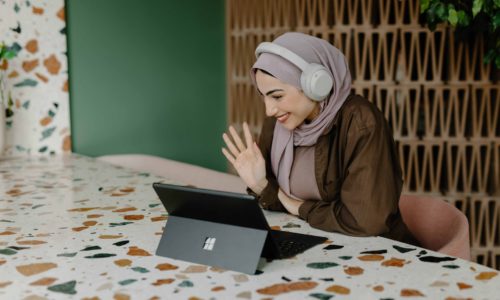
[203,237,216,251]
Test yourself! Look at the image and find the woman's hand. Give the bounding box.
[222,122,268,194]
[278,188,304,216]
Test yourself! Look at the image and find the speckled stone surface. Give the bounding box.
[0,1,71,156]
[0,154,498,299]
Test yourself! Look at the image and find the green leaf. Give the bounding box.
[3,51,16,60]
[484,49,495,64]
[426,9,437,29]
[493,12,500,31]
[448,8,458,26]
[494,0,500,7]
[436,2,448,21]
[457,10,471,26]
[0,42,20,60]
[473,0,484,17]
[420,0,430,13]
[3,43,21,60]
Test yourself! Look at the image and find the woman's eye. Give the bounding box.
[272,95,282,100]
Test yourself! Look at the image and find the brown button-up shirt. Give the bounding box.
[249,94,417,244]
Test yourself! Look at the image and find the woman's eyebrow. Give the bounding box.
[265,89,284,96]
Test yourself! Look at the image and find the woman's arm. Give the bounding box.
[246,117,287,212]
[298,107,403,236]
[222,119,287,212]
[277,188,304,215]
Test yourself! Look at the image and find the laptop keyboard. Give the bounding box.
[267,229,327,259]
[277,239,310,257]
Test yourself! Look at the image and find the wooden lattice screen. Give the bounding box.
[226,0,500,269]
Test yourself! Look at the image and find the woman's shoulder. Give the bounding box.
[338,94,386,131]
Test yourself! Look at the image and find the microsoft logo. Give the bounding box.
[203,237,216,251]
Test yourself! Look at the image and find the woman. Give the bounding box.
[222,32,416,244]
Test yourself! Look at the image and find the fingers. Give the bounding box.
[222,133,240,157]
[221,147,236,165]
[253,142,263,158]
[229,126,246,152]
[223,123,255,160]
[243,122,254,150]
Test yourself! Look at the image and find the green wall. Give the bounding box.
[66,0,226,171]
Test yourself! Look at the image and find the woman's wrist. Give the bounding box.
[250,178,268,195]
[277,188,304,216]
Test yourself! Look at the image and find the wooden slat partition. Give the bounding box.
[226,0,500,269]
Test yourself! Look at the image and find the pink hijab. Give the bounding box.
[251,32,352,197]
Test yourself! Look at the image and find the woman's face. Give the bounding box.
[255,70,320,131]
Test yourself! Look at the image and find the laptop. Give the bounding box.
[153,182,327,274]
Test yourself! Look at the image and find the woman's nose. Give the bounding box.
[264,98,278,117]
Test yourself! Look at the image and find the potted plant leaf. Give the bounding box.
[420,0,500,68]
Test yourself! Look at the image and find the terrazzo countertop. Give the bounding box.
[0,154,498,300]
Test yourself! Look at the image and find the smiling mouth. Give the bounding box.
[276,113,290,123]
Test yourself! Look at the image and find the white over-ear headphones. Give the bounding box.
[255,42,333,101]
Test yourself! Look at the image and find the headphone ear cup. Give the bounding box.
[300,64,333,101]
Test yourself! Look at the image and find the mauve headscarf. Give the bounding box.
[251,32,352,197]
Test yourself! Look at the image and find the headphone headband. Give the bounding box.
[255,42,309,71]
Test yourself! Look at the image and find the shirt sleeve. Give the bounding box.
[298,113,403,236]
[246,117,287,212]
